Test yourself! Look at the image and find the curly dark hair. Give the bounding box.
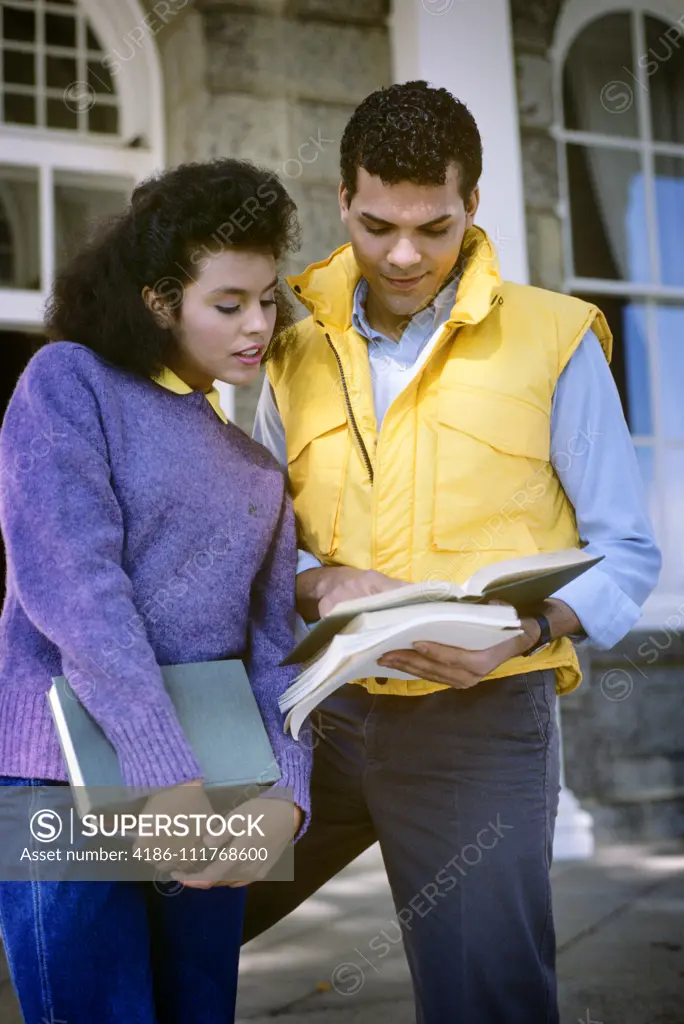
[340,80,483,203]
[45,159,300,378]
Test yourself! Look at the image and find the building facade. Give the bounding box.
[0,0,682,843]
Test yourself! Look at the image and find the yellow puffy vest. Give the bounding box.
[268,227,613,696]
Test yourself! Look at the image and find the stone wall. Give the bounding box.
[155,0,391,431]
[511,0,684,842]
[511,0,564,294]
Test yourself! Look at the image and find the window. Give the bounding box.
[0,0,163,331]
[556,5,684,607]
[0,196,14,283]
[0,166,38,287]
[1,0,118,134]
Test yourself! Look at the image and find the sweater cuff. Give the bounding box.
[272,745,312,839]
[106,706,203,789]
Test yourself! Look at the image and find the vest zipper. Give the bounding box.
[324,332,374,485]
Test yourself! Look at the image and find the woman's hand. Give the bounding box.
[172,798,305,890]
[132,777,210,865]
[292,803,305,837]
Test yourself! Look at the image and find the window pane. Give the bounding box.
[576,294,653,435]
[46,53,77,89]
[2,7,36,43]
[0,200,14,284]
[661,450,684,590]
[567,145,650,283]
[3,92,36,126]
[87,60,114,95]
[563,13,638,138]
[646,16,684,145]
[0,165,40,289]
[87,103,118,135]
[656,306,684,439]
[3,49,35,86]
[54,172,131,270]
[86,25,102,52]
[46,96,77,130]
[44,13,76,48]
[654,155,684,287]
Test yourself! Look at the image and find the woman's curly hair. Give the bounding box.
[45,158,301,378]
[340,80,483,202]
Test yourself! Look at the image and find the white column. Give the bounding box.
[390,0,529,284]
[554,704,594,859]
[390,0,594,861]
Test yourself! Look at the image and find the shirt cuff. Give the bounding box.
[297,549,322,575]
[552,566,644,650]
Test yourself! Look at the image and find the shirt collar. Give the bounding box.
[352,270,462,346]
[153,367,228,424]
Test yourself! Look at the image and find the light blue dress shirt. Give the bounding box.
[254,277,661,649]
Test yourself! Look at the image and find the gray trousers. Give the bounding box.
[243,670,561,1024]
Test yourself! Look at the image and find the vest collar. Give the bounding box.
[286,225,503,334]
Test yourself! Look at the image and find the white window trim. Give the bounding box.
[0,0,164,330]
[552,0,684,623]
[552,0,684,60]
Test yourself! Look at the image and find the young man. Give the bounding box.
[244,81,661,1023]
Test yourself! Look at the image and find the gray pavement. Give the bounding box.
[1,842,682,1023]
[236,842,684,1024]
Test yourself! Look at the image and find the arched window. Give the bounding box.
[1,0,119,133]
[554,1,684,610]
[0,0,164,329]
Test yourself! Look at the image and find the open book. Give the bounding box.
[280,601,524,740]
[281,548,603,668]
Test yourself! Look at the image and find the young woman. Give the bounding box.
[0,159,311,1023]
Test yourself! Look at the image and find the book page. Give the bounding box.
[281,613,522,724]
[327,578,465,618]
[286,615,523,739]
[349,601,520,633]
[461,548,593,597]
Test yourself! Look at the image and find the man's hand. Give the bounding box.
[296,566,408,621]
[377,617,540,689]
[376,599,582,690]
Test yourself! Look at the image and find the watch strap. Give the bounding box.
[522,613,552,657]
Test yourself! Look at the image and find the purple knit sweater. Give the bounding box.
[0,342,311,818]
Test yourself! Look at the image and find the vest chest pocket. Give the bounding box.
[432,385,551,557]
[285,401,350,559]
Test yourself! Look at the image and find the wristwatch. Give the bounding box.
[522,613,552,657]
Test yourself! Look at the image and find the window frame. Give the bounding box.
[552,0,684,625]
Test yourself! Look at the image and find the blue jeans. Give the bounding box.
[0,776,247,1024]
[244,670,561,1024]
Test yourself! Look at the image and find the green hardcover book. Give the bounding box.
[48,660,281,817]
